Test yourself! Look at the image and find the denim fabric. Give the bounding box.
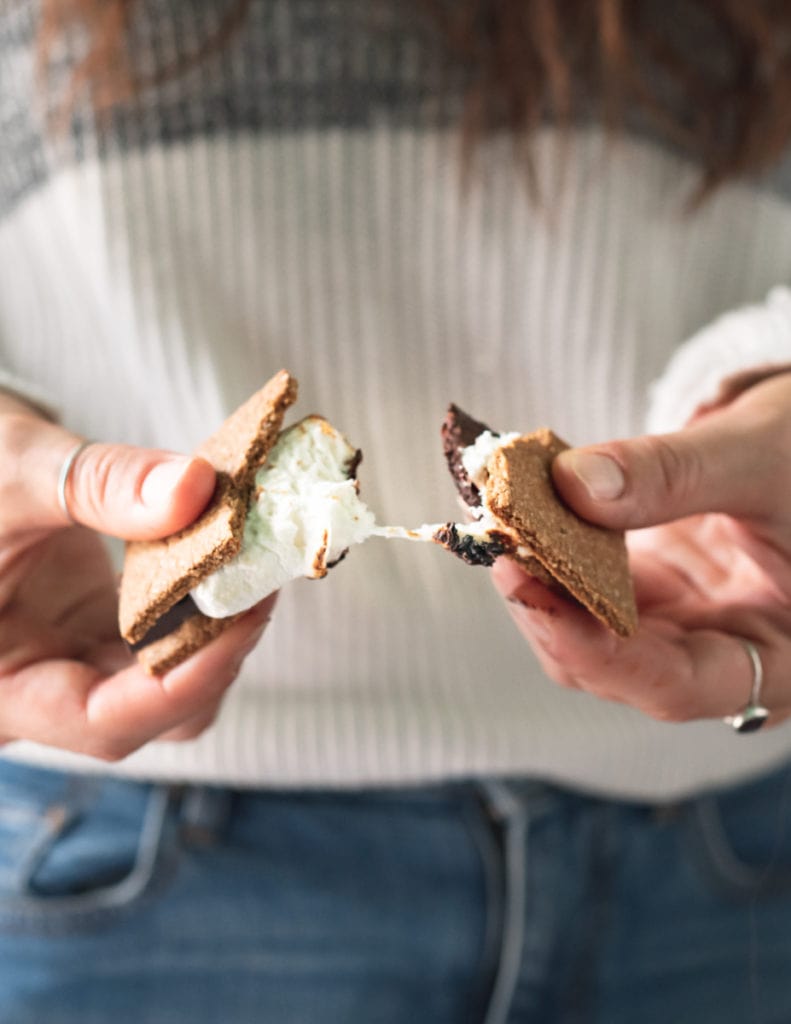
[0,759,791,1024]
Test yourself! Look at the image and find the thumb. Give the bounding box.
[67,443,217,540]
[551,416,772,530]
[0,413,216,539]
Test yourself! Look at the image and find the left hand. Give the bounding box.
[0,394,274,759]
[491,373,791,727]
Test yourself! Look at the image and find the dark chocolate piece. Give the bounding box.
[346,448,363,479]
[127,594,202,653]
[441,404,495,508]
[432,523,512,567]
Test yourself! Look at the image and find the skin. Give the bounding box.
[2,371,789,758]
[0,392,275,760]
[491,372,791,727]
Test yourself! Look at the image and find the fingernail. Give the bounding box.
[234,625,267,662]
[225,642,260,681]
[250,604,275,628]
[140,458,192,509]
[242,627,266,654]
[563,451,625,501]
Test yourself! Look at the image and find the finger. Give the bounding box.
[83,600,274,756]
[551,413,782,532]
[157,703,222,742]
[67,443,216,540]
[0,412,216,539]
[491,557,576,619]
[491,557,610,688]
[0,598,273,760]
[493,564,790,725]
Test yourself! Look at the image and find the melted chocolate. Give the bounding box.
[432,523,511,567]
[127,594,201,652]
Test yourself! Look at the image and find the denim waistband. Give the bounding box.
[2,757,791,1024]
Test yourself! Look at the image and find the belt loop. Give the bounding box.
[179,786,234,846]
[475,780,531,1024]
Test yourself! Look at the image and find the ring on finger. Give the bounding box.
[56,439,93,523]
[723,639,769,734]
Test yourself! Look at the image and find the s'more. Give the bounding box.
[118,370,375,674]
[118,375,637,677]
[438,404,639,637]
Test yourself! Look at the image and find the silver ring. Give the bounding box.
[723,639,769,734]
[56,439,92,523]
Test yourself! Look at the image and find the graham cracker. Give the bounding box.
[486,431,638,637]
[118,369,298,667]
[135,611,240,676]
[441,404,558,589]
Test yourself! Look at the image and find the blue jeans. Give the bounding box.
[1,760,791,1023]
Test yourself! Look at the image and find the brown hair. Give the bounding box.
[38,0,791,197]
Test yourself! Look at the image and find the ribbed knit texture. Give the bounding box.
[2,1,791,798]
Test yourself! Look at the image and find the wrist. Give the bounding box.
[687,363,791,422]
[647,287,791,434]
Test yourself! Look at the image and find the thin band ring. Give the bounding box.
[723,639,769,734]
[56,439,92,523]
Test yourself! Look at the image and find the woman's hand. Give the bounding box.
[0,397,274,760]
[491,373,791,727]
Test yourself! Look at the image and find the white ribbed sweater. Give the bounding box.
[2,1,791,799]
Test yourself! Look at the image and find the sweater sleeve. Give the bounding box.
[646,286,791,434]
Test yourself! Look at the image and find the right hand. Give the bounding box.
[0,396,274,761]
[491,373,791,729]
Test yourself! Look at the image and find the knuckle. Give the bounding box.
[575,678,621,702]
[642,435,704,512]
[643,673,695,723]
[169,711,219,742]
[72,444,117,522]
[549,669,579,690]
[83,735,136,763]
[649,702,690,724]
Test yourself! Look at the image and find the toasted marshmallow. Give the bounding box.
[372,434,525,562]
[191,420,523,620]
[460,430,521,493]
[191,416,376,617]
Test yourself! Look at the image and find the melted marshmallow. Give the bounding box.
[191,422,522,618]
[191,417,376,617]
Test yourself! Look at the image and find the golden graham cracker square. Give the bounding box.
[118,370,298,653]
[486,430,638,637]
[134,611,239,676]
